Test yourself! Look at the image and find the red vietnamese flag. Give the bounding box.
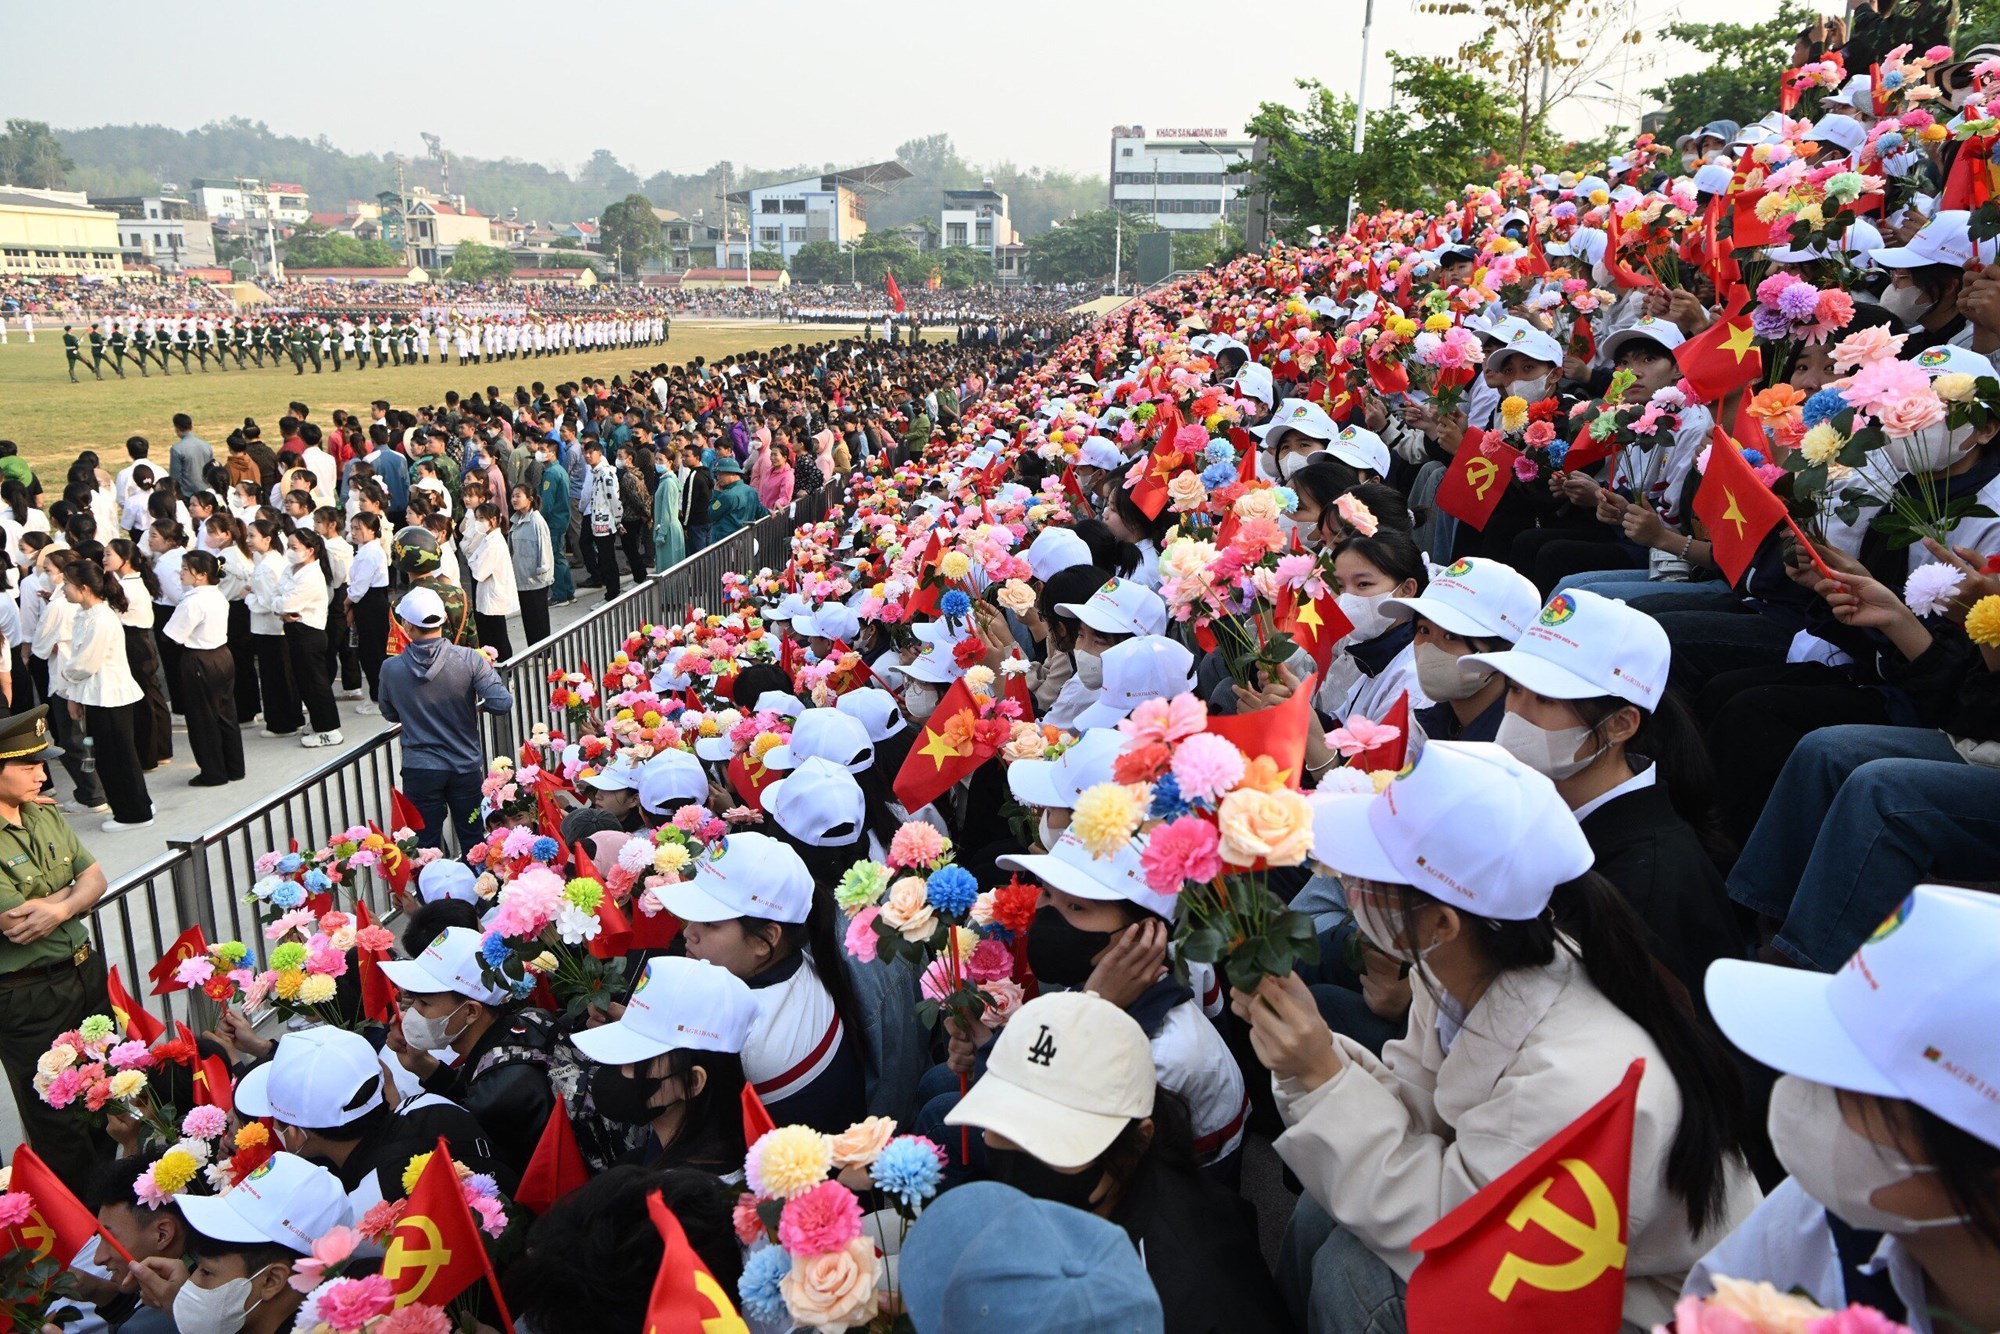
[1406,1061,1644,1334]
[148,924,209,996]
[1366,351,1410,396]
[192,1050,234,1112]
[1001,661,1038,721]
[588,896,635,961]
[1673,310,1763,404]
[1602,208,1658,289]
[4,1146,133,1265]
[515,1100,591,1214]
[1569,317,1597,367]
[1345,693,1411,775]
[1059,461,1092,511]
[391,786,426,834]
[354,900,398,1025]
[1201,673,1318,790]
[726,749,780,812]
[1435,428,1522,532]
[1276,584,1353,676]
[1695,426,1789,583]
[1730,188,1775,248]
[1941,134,1999,210]
[643,1189,750,1334]
[106,964,166,1044]
[885,269,905,314]
[383,1138,512,1321]
[742,1082,777,1147]
[892,678,989,811]
[1128,402,1188,521]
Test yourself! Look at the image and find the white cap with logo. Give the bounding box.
[1466,588,1670,712]
[177,1152,353,1255]
[377,926,511,1005]
[761,756,867,848]
[1007,728,1127,811]
[1073,637,1197,732]
[1386,557,1540,643]
[1329,425,1392,476]
[639,749,709,814]
[655,830,813,925]
[1025,528,1093,582]
[1251,398,1338,447]
[571,956,759,1067]
[1055,577,1168,638]
[997,827,1179,921]
[763,707,875,773]
[235,1025,384,1129]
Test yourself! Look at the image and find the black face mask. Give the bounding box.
[1025,903,1114,989]
[987,1144,1105,1211]
[590,1064,668,1126]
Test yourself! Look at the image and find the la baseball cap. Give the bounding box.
[761,756,867,847]
[1466,588,1670,712]
[946,992,1156,1169]
[1007,727,1127,812]
[1072,637,1196,732]
[177,1152,352,1255]
[997,826,1178,921]
[571,956,758,1067]
[763,707,875,773]
[1308,740,1594,921]
[1706,885,2000,1150]
[639,749,709,814]
[1386,556,1540,643]
[655,830,813,925]
[1054,577,1167,638]
[377,925,510,1005]
[835,687,908,742]
[900,1181,1163,1334]
[235,1026,384,1129]
[395,586,446,629]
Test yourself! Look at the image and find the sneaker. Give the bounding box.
[261,727,299,738]
[335,687,365,700]
[550,596,576,607]
[301,730,344,748]
[102,818,155,832]
[357,701,380,716]
[62,801,111,815]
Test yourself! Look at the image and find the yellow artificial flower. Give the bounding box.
[938,551,972,580]
[152,1149,199,1196]
[1966,596,2000,647]
[1071,783,1145,858]
[274,969,305,1001]
[298,974,337,1005]
[756,1125,834,1200]
[1799,422,1844,465]
[108,1070,148,1100]
[1499,396,1530,434]
[750,732,785,761]
[1423,313,1453,333]
[1934,372,1978,403]
[402,1151,434,1196]
[654,842,690,875]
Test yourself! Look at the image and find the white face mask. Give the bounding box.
[1336,592,1396,644]
[1880,420,1976,476]
[1349,892,1440,965]
[1037,811,1062,852]
[1680,152,1701,173]
[1878,283,1931,327]
[901,682,940,717]
[1505,374,1549,402]
[172,1270,271,1334]
[400,1001,468,1053]
[1494,711,1603,780]
[1073,649,1105,690]
[1278,450,1315,481]
[1414,642,1494,701]
[1768,1075,1968,1234]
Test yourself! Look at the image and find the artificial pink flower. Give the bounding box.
[0,1193,32,1229]
[1141,816,1223,895]
[1327,714,1403,758]
[1169,732,1249,803]
[887,822,946,870]
[375,1307,451,1334]
[963,938,1013,983]
[776,1180,863,1257]
[733,1191,768,1245]
[1117,693,1208,747]
[843,906,881,963]
[315,1276,394,1333]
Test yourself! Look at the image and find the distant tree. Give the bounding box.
[748,249,788,272]
[1418,0,1641,158]
[550,236,581,250]
[283,224,402,269]
[578,148,641,198]
[840,232,922,285]
[447,240,516,281]
[1171,222,1245,271]
[927,245,996,290]
[598,192,663,275]
[1027,210,1155,285]
[788,240,850,284]
[1644,2,1819,144]
[0,119,73,189]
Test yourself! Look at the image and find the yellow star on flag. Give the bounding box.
[916,723,966,770]
[1720,321,1758,362]
[1296,599,1324,634]
[1720,488,1749,539]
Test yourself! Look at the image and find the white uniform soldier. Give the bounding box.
[414,319,430,364]
[21,314,32,343]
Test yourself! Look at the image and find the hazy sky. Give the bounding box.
[15,0,1794,180]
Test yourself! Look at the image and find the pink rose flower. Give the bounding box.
[1875,392,1946,438]
[776,1180,864,1257]
[733,1191,769,1245]
[980,977,1027,1026]
[1523,420,1556,447]
[1140,815,1223,895]
[0,1193,34,1229]
[375,1305,452,1334]
[842,906,881,963]
[315,1276,394,1333]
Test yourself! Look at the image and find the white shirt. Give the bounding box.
[114,575,153,629]
[301,445,337,498]
[1571,761,1658,822]
[61,601,143,707]
[462,525,519,617]
[347,540,389,601]
[247,550,288,634]
[277,557,330,631]
[163,584,228,651]
[152,548,186,606]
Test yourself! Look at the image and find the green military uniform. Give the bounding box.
[0,708,111,1192]
[232,323,251,368]
[172,327,193,371]
[190,325,209,371]
[150,326,173,374]
[199,324,221,371]
[307,323,325,374]
[61,328,83,382]
[129,327,151,377]
[106,328,129,378]
[285,324,306,374]
[86,327,108,380]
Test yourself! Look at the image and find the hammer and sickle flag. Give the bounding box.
[1407,1059,1644,1334]
[643,1188,749,1334]
[1435,428,1522,532]
[383,1138,513,1330]
[3,1145,134,1267]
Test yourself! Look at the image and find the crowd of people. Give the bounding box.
[6,17,2000,1334]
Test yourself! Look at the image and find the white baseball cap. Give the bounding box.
[1911,343,1995,380]
[1599,315,1688,361]
[753,690,805,719]
[1484,324,1565,372]
[899,638,967,684]
[946,991,1156,1169]
[1025,527,1093,582]
[763,707,875,773]
[235,1025,384,1129]
[1871,210,2000,269]
[377,925,511,1005]
[570,956,758,1067]
[997,827,1178,921]
[799,602,861,643]
[1073,636,1196,732]
[1466,588,1670,712]
[639,749,709,814]
[1251,398,1338,447]
[1055,576,1167,638]
[835,687,908,742]
[766,592,814,622]
[1692,162,1736,196]
[1806,113,1867,156]
[761,756,867,847]
[1007,727,1127,811]
[177,1153,352,1255]
[417,859,478,905]
[1706,885,2000,1149]
[581,755,643,793]
[395,586,446,629]
[1075,438,1128,471]
[1230,363,1275,406]
[1327,424,1392,476]
[655,830,813,924]
[1309,740,1594,920]
[1386,556,1540,643]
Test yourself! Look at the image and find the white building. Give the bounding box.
[1108,125,1255,231]
[719,161,912,266]
[190,178,311,226]
[940,185,1018,257]
[96,195,218,273]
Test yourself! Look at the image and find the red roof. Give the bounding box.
[268,183,306,195]
[183,267,233,281]
[307,212,353,227]
[683,268,784,281]
[287,267,414,278]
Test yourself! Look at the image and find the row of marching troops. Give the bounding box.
[59,310,672,381]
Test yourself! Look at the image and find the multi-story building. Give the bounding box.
[1107,125,1256,231]
[96,195,218,273]
[940,185,1019,258]
[720,161,912,266]
[190,178,310,226]
[0,187,123,277]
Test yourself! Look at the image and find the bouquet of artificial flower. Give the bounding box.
[32,1014,180,1147]
[1658,1275,1912,1333]
[0,1186,85,1333]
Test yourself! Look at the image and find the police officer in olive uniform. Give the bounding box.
[172,324,194,373]
[0,707,113,1191]
[87,324,110,379]
[129,325,152,378]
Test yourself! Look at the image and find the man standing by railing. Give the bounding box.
[0,705,111,1191]
[376,588,514,853]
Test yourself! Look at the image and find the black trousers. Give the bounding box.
[254,633,300,732]
[474,611,514,664]
[228,600,262,721]
[587,530,621,596]
[47,689,104,806]
[519,587,551,647]
[153,602,185,713]
[83,701,151,822]
[123,626,172,768]
[178,645,245,781]
[326,587,362,690]
[354,586,389,699]
[620,525,653,585]
[284,622,340,734]
[0,953,111,1193]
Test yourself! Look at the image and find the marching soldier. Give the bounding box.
[286,321,307,375]
[190,321,210,372]
[355,317,373,370]
[264,321,285,368]
[62,326,87,382]
[375,319,393,368]
[231,319,251,369]
[335,319,353,372]
[86,323,109,379]
[309,320,327,373]
[129,324,152,377]
[105,324,130,378]
[172,323,194,373]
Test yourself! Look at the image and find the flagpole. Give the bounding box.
[1347,0,1376,231]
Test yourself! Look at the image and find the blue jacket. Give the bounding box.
[377,637,514,772]
[368,447,411,513]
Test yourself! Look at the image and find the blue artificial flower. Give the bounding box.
[870,1135,945,1208]
[270,882,305,910]
[1742,448,1767,468]
[925,866,979,917]
[1802,388,1849,429]
[1148,773,1193,821]
[1273,485,1299,514]
[480,933,512,967]
[302,868,331,892]
[531,836,560,863]
[1200,460,1238,488]
[1884,69,1906,89]
[1544,439,1569,468]
[1203,440,1235,467]
[276,853,305,875]
[509,977,536,1000]
[1876,131,1906,153]
[738,1245,791,1323]
[939,589,972,619]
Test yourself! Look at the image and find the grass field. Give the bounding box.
[0,320,886,476]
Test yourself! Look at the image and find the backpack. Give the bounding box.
[469,1007,638,1173]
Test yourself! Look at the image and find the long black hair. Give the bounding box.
[1037,564,1111,656]
[1569,689,1735,871]
[739,888,872,1069]
[1070,518,1140,578]
[1389,871,1753,1233]
[106,538,161,603]
[64,557,129,616]
[288,527,336,587]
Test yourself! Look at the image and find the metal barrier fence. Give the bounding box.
[83,483,833,1028]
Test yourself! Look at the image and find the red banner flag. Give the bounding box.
[354,900,398,1025]
[1201,672,1319,790]
[382,1138,512,1325]
[1435,429,1521,531]
[1602,208,1659,289]
[147,925,209,996]
[1345,693,1412,775]
[192,1050,234,1112]
[643,1190,750,1334]
[515,1100,591,1215]
[368,821,415,898]
[390,786,426,833]
[1406,1060,1644,1334]
[106,964,165,1044]
[1128,402,1188,521]
[892,678,990,812]
[1673,311,1764,405]
[1694,426,1789,583]
[4,1145,133,1266]
[1275,585,1353,676]
[742,1082,777,1147]
[885,270,905,314]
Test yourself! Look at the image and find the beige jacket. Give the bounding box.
[1273,948,1761,1330]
